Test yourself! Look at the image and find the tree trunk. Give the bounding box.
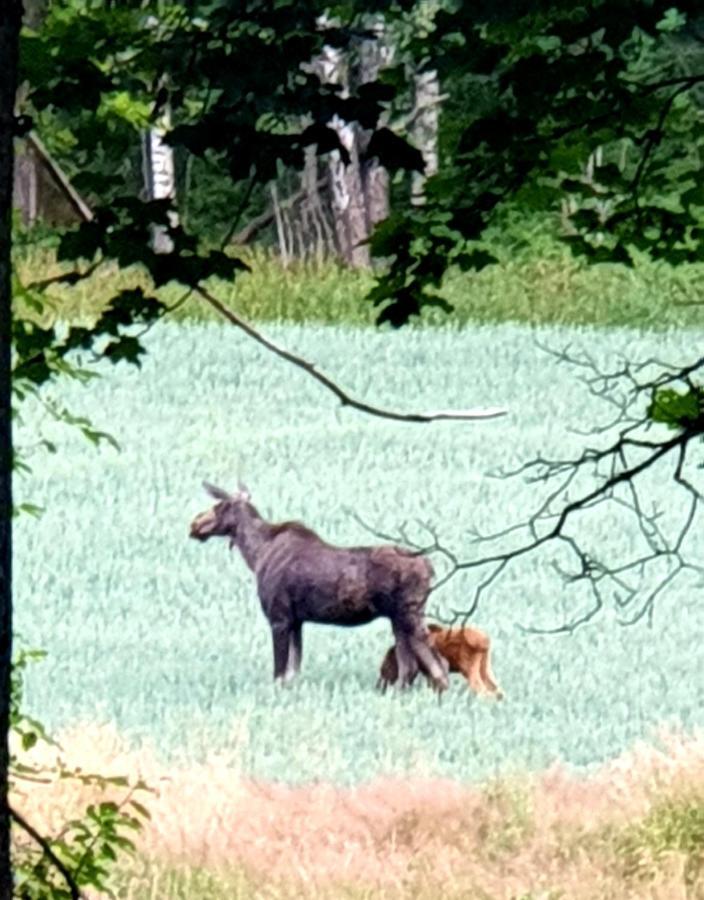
[410,69,440,207]
[142,102,178,254]
[314,19,391,268]
[0,3,21,896]
[327,114,371,267]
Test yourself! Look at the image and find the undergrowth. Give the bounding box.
[13,240,704,332]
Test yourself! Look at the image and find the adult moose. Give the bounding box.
[189,482,449,691]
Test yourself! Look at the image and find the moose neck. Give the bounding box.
[231,502,272,571]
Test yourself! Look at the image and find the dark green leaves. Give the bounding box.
[649,386,704,431]
[364,128,425,172]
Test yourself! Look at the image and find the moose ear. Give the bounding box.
[237,480,251,501]
[203,482,232,501]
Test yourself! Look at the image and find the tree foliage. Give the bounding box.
[368,1,704,324]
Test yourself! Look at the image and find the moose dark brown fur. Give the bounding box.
[377,623,503,699]
[189,483,449,691]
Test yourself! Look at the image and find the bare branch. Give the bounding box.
[346,509,461,594]
[518,589,604,635]
[414,343,704,631]
[25,261,101,292]
[195,285,508,424]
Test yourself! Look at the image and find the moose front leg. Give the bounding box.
[270,621,292,683]
[283,621,303,683]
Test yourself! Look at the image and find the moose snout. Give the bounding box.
[190,507,218,541]
[189,517,209,540]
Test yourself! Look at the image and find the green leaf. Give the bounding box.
[648,387,704,431]
[21,731,38,751]
[13,503,45,519]
[102,335,146,366]
[129,799,151,820]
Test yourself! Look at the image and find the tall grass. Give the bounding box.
[15,722,704,899]
[13,242,704,330]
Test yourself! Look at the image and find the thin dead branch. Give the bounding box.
[350,343,704,634]
[195,285,508,423]
[452,345,704,632]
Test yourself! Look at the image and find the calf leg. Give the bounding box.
[480,650,504,699]
[462,651,488,696]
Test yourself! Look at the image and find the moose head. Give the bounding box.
[189,481,252,543]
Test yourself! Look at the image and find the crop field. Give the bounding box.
[12,317,704,787]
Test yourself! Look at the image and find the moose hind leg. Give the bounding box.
[408,631,449,693]
[377,647,397,693]
[392,632,419,689]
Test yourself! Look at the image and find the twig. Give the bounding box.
[195,285,508,423]
[451,345,704,629]
[231,177,328,245]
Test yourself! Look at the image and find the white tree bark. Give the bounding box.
[313,18,392,267]
[410,68,440,207]
[142,17,178,254]
[142,105,178,254]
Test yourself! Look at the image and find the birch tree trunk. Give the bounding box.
[410,68,440,207]
[141,16,178,255]
[314,18,391,267]
[142,103,178,253]
[0,2,21,895]
[317,42,371,267]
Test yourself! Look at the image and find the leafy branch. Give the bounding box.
[10,643,154,899]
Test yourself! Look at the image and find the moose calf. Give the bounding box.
[377,622,504,699]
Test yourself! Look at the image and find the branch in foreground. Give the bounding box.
[351,345,704,633]
[452,348,704,631]
[195,286,508,424]
[347,511,461,604]
[11,805,83,900]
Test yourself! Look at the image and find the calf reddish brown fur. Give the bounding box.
[377,623,503,699]
[190,482,449,691]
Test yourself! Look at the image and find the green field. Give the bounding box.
[13,317,704,786]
